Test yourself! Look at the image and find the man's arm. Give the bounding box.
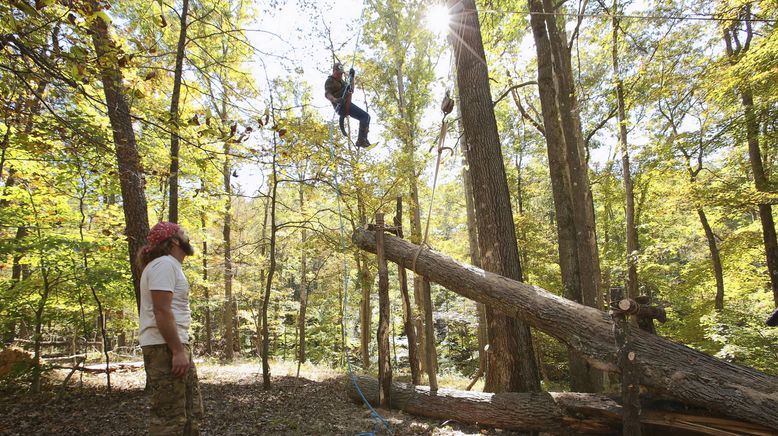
[150,290,189,377]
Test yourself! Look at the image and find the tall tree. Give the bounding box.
[364,0,440,375]
[448,0,541,393]
[89,1,149,311]
[721,5,778,306]
[528,0,603,392]
[611,0,639,299]
[167,0,190,223]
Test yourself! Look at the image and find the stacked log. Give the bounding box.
[352,229,778,431]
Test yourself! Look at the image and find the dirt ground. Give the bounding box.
[0,360,514,435]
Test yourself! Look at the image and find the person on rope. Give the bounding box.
[325,61,372,148]
[136,222,204,435]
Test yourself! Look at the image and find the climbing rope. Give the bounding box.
[328,1,392,434]
[411,92,456,271]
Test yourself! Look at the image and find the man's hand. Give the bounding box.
[171,350,189,377]
[151,290,188,377]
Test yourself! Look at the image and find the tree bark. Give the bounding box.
[167,0,190,223]
[375,213,392,406]
[449,0,540,393]
[90,5,150,312]
[352,229,778,430]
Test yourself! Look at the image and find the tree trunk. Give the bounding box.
[167,0,190,223]
[90,4,150,312]
[201,210,212,354]
[459,120,488,377]
[697,208,725,311]
[541,0,603,311]
[449,0,540,393]
[223,139,234,361]
[30,273,51,394]
[356,192,372,369]
[743,89,778,307]
[297,185,308,376]
[352,229,778,430]
[610,289,641,435]
[420,277,437,391]
[529,0,603,393]
[394,196,420,385]
[612,1,639,300]
[261,119,279,389]
[723,18,778,307]
[390,50,428,377]
[375,213,392,406]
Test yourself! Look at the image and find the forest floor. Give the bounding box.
[0,358,515,435]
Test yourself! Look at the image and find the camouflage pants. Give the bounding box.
[142,344,203,435]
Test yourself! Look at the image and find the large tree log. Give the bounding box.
[347,376,775,435]
[352,229,778,430]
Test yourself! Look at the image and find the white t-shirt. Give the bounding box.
[138,255,192,346]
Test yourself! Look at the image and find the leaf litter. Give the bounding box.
[0,361,518,435]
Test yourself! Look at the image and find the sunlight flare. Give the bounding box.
[425,4,451,35]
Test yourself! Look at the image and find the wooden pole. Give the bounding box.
[610,287,641,435]
[421,277,438,392]
[394,196,420,385]
[375,212,392,407]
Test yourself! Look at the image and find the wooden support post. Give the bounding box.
[634,295,666,334]
[394,196,420,385]
[422,277,438,393]
[375,212,392,407]
[610,287,641,436]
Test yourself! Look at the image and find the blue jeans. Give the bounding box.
[337,101,370,138]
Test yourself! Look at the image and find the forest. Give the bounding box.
[0,0,776,434]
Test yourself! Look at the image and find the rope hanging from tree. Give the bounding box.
[326,2,391,434]
[412,91,455,272]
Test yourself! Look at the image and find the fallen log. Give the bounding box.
[352,229,778,430]
[347,376,776,435]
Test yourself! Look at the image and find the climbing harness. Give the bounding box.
[337,68,357,138]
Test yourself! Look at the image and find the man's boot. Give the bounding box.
[356,125,371,148]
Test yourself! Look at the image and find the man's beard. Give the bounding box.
[179,239,195,256]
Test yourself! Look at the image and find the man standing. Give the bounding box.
[137,222,203,435]
[325,62,372,148]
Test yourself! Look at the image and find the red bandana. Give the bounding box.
[142,222,181,254]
